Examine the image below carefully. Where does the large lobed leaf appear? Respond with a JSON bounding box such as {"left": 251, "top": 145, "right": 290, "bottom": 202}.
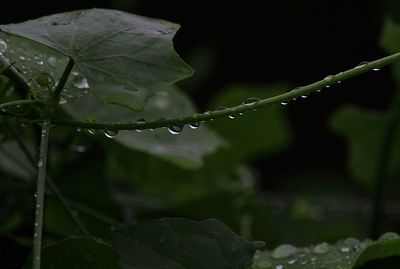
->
{"left": 252, "top": 233, "right": 400, "bottom": 269}
{"left": 34, "top": 218, "right": 258, "bottom": 269}
{"left": 0, "top": 8, "right": 193, "bottom": 110}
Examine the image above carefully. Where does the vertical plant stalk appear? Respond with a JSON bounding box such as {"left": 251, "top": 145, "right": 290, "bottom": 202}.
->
{"left": 6, "top": 122, "right": 90, "bottom": 236}
{"left": 371, "top": 91, "right": 400, "bottom": 238}
{"left": 32, "top": 119, "right": 50, "bottom": 269}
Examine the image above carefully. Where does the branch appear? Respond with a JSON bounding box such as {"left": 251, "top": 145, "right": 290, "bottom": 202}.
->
{"left": 53, "top": 58, "right": 74, "bottom": 99}
{"left": 50, "top": 51, "right": 400, "bottom": 131}
{"left": 32, "top": 120, "right": 50, "bottom": 269}
{"left": 0, "top": 53, "right": 29, "bottom": 91}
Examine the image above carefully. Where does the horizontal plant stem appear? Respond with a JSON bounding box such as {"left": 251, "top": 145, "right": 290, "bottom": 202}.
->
{"left": 6, "top": 122, "right": 90, "bottom": 236}
{"left": 0, "top": 99, "right": 43, "bottom": 110}
{"left": 50, "top": 51, "right": 400, "bottom": 131}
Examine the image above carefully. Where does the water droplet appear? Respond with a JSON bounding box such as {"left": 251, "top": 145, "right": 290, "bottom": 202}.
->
{"left": 37, "top": 160, "right": 43, "bottom": 168}
{"left": 301, "top": 95, "right": 308, "bottom": 99}
{"left": 58, "top": 97, "right": 67, "bottom": 104}
{"left": 0, "top": 39, "right": 7, "bottom": 53}
{"left": 19, "top": 56, "right": 26, "bottom": 61}
{"left": 228, "top": 114, "right": 236, "bottom": 119}
{"left": 243, "top": 97, "right": 261, "bottom": 106}
{"left": 252, "top": 241, "right": 266, "bottom": 249}
{"left": 272, "top": 245, "right": 298, "bottom": 259}
{"left": 136, "top": 119, "right": 147, "bottom": 132}
{"left": 379, "top": 232, "right": 400, "bottom": 241}
{"left": 73, "top": 74, "right": 90, "bottom": 89}
{"left": 373, "top": 67, "right": 380, "bottom": 71}
{"left": 88, "top": 129, "right": 96, "bottom": 135}
{"left": 34, "top": 222, "right": 39, "bottom": 227}
{"left": 76, "top": 128, "right": 82, "bottom": 133}
{"left": 189, "top": 122, "right": 201, "bottom": 129}
{"left": 288, "top": 259, "right": 298, "bottom": 265}
{"left": 280, "top": 102, "right": 288, "bottom": 106}
{"left": 33, "top": 193, "right": 37, "bottom": 198}
{"left": 313, "top": 242, "right": 330, "bottom": 254}
{"left": 168, "top": 125, "right": 183, "bottom": 135}
{"left": 18, "top": 119, "right": 30, "bottom": 128}
{"left": 275, "top": 265, "right": 284, "bottom": 269}
{"left": 356, "top": 61, "right": 369, "bottom": 68}
{"left": 324, "top": 75, "right": 335, "bottom": 82}
{"left": 36, "top": 59, "right": 44, "bottom": 65}
{"left": 104, "top": 129, "right": 118, "bottom": 139}
{"left": 74, "top": 145, "right": 86, "bottom": 153}
{"left": 339, "top": 247, "right": 350, "bottom": 253}
{"left": 47, "top": 56, "right": 57, "bottom": 67}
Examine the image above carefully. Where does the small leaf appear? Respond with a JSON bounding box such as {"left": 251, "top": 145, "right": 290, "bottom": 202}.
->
{"left": 113, "top": 218, "right": 256, "bottom": 269}
{"left": 252, "top": 234, "right": 400, "bottom": 269}
{"left": 329, "top": 105, "right": 400, "bottom": 188}
{"left": 61, "top": 87, "right": 225, "bottom": 168}
{"left": 0, "top": 9, "right": 193, "bottom": 110}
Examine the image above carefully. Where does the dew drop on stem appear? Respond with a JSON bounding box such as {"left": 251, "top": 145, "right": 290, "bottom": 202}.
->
{"left": 168, "top": 125, "right": 183, "bottom": 135}
{"left": 135, "top": 119, "right": 146, "bottom": 132}
{"left": 188, "top": 122, "right": 201, "bottom": 129}
{"left": 104, "top": 129, "right": 118, "bottom": 139}
{"left": 88, "top": 129, "right": 96, "bottom": 135}
{"left": 280, "top": 102, "right": 288, "bottom": 106}
{"left": 243, "top": 97, "right": 261, "bottom": 106}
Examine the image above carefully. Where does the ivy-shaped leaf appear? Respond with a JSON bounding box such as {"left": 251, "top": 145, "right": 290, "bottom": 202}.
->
{"left": 31, "top": 218, "right": 259, "bottom": 269}
{"left": 0, "top": 8, "right": 193, "bottom": 110}
{"left": 113, "top": 218, "right": 258, "bottom": 269}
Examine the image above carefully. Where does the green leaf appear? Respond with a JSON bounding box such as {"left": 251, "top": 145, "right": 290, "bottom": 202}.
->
{"left": 207, "top": 83, "right": 293, "bottom": 165}
{"left": 252, "top": 233, "right": 400, "bottom": 269}
{"left": 380, "top": 17, "right": 400, "bottom": 54}
{"left": 62, "top": 87, "right": 224, "bottom": 168}
{"left": 113, "top": 218, "right": 257, "bottom": 269}
{"left": 26, "top": 237, "right": 120, "bottom": 269}
{"left": 329, "top": 105, "right": 400, "bottom": 188}
{"left": 0, "top": 8, "right": 193, "bottom": 110}
{"left": 0, "top": 140, "right": 35, "bottom": 180}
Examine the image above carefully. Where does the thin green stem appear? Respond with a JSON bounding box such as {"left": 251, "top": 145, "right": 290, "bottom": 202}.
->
{"left": 371, "top": 90, "right": 400, "bottom": 238}
{"left": 6, "top": 122, "right": 90, "bottom": 236}
{"left": 0, "top": 54, "right": 29, "bottom": 92}
{"left": 50, "top": 52, "right": 400, "bottom": 131}
{"left": 0, "top": 99, "right": 43, "bottom": 110}
{"left": 32, "top": 119, "right": 50, "bottom": 269}
{"left": 53, "top": 58, "right": 74, "bottom": 99}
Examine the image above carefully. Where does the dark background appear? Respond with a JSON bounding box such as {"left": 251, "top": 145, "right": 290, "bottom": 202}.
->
{"left": 1, "top": 0, "right": 400, "bottom": 267}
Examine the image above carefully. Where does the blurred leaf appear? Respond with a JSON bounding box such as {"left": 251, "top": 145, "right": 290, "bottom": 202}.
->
{"left": 380, "top": 16, "right": 400, "bottom": 87}
{"left": 252, "top": 233, "right": 400, "bottom": 269}
{"left": 0, "top": 140, "right": 35, "bottom": 181}
{"left": 62, "top": 87, "right": 225, "bottom": 168}
{"left": 26, "top": 237, "right": 120, "bottom": 269}
{"left": 0, "top": 8, "right": 193, "bottom": 110}
{"left": 113, "top": 218, "right": 257, "bottom": 269}
{"left": 329, "top": 105, "right": 400, "bottom": 188}
{"left": 380, "top": 17, "right": 400, "bottom": 54}
{"left": 207, "top": 83, "right": 293, "bottom": 165}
